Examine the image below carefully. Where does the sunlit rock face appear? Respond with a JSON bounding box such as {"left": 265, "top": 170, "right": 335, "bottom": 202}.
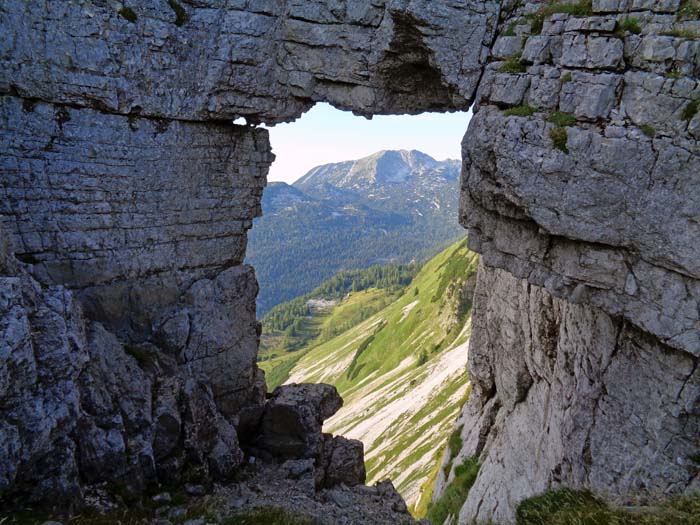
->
{"left": 1, "top": 0, "right": 699, "bottom": 522}
{"left": 432, "top": 0, "right": 700, "bottom": 522}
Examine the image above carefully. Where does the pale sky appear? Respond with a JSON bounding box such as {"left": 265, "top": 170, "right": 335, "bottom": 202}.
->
{"left": 263, "top": 103, "right": 472, "bottom": 184}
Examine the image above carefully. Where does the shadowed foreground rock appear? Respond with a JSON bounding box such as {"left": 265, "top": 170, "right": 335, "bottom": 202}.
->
{"left": 253, "top": 383, "right": 367, "bottom": 488}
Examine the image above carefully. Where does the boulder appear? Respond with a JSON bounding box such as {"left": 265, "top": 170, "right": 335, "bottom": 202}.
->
{"left": 257, "top": 383, "right": 343, "bottom": 460}
{"left": 317, "top": 435, "right": 366, "bottom": 489}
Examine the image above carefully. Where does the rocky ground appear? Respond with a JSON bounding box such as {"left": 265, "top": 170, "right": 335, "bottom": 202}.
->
{"left": 2, "top": 383, "right": 417, "bottom": 525}
{"left": 17, "top": 464, "right": 418, "bottom": 525}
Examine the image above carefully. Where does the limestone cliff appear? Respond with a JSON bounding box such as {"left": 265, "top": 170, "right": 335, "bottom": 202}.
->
{"left": 442, "top": 1, "right": 700, "bottom": 522}
{"left": 0, "top": 0, "right": 698, "bottom": 523}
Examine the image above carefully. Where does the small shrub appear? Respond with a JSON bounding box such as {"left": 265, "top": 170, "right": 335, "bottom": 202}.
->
{"left": 640, "top": 124, "right": 656, "bottom": 137}
{"left": 448, "top": 425, "right": 464, "bottom": 459}
{"left": 168, "top": 0, "right": 189, "bottom": 26}
{"left": 442, "top": 424, "right": 464, "bottom": 477}
{"left": 417, "top": 350, "right": 429, "bottom": 366}
{"left": 683, "top": 100, "right": 699, "bottom": 121}
{"left": 118, "top": 6, "right": 137, "bottom": 23}
{"left": 620, "top": 17, "right": 642, "bottom": 34}
{"left": 504, "top": 104, "right": 537, "bottom": 117}
{"left": 504, "top": 23, "right": 517, "bottom": 36}
{"left": 516, "top": 489, "right": 700, "bottom": 525}
{"left": 666, "top": 68, "right": 683, "bottom": 79}
{"left": 679, "top": 0, "right": 700, "bottom": 20}
{"left": 547, "top": 111, "right": 577, "bottom": 127}
{"left": 516, "top": 489, "right": 605, "bottom": 524}
{"left": 428, "top": 457, "right": 480, "bottom": 525}
{"left": 499, "top": 55, "right": 527, "bottom": 73}
{"left": 561, "top": 71, "right": 572, "bottom": 82}
{"left": 549, "top": 126, "right": 569, "bottom": 153}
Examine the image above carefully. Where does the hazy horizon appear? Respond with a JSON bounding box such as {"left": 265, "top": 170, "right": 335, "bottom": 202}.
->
{"left": 264, "top": 103, "right": 472, "bottom": 184}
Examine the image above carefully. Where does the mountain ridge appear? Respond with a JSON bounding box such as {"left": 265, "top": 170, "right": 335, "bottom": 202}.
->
{"left": 247, "top": 149, "right": 464, "bottom": 315}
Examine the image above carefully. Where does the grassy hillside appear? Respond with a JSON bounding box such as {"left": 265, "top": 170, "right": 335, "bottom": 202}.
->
{"left": 260, "top": 288, "right": 401, "bottom": 389}
{"left": 258, "top": 263, "right": 422, "bottom": 389}
{"left": 262, "top": 239, "right": 479, "bottom": 513}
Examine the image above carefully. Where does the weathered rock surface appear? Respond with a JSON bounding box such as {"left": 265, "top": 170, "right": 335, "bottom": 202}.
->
{"left": 0, "top": 0, "right": 496, "bottom": 515}
{"left": 442, "top": 263, "right": 700, "bottom": 524}
{"left": 253, "top": 383, "right": 366, "bottom": 489}
{"left": 182, "top": 462, "right": 413, "bottom": 525}
{"left": 0, "top": 0, "right": 499, "bottom": 123}
{"left": 0, "top": 265, "right": 265, "bottom": 509}
{"left": 257, "top": 383, "right": 344, "bottom": 459}
{"left": 1, "top": 0, "right": 699, "bottom": 523}
{"left": 437, "top": 0, "right": 700, "bottom": 522}
{"left": 1, "top": 83, "right": 272, "bottom": 509}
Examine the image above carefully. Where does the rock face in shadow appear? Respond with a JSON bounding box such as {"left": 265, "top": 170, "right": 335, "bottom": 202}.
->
{"left": 0, "top": 0, "right": 499, "bottom": 123}
{"left": 257, "top": 383, "right": 344, "bottom": 460}
{"left": 254, "top": 383, "right": 366, "bottom": 489}
{"left": 0, "top": 92, "right": 271, "bottom": 510}
{"left": 1, "top": 0, "right": 699, "bottom": 523}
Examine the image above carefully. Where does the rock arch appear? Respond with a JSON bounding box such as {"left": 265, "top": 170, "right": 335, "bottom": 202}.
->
{"left": 1, "top": 0, "right": 699, "bottom": 522}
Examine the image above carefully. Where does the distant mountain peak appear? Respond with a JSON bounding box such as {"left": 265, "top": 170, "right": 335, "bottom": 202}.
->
{"left": 293, "top": 149, "right": 457, "bottom": 193}
{"left": 250, "top": 149, "right": 464, "bottom": 315}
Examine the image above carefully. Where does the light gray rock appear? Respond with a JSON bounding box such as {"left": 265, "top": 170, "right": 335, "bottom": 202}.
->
{"left": 461, "top": 105, "right": 700, "bottom": 355}
{"left": 559, "top": 71, "right": 622, "bottom": 119}
{"left": 560, "top": 34, "right": 624, "bottom": 70}
{"left": 451, "top": 263, "right": 700, "bottom": 524}
{"left": 0, "top": 0, "right": 500, "bottom": 123}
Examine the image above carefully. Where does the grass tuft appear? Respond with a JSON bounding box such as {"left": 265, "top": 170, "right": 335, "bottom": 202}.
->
{"left": 549, "top": 126, "right": 569, "bottom": 153}
{"left": 683, "top": 100, "right": 699, "bottom": 121}
{"left": 499, "top": 55, "right": 527, "bottom": 73}
{"left": 428, "top": 457, "right": 480, "bottom": 525}
{"left": 504, "top": 105, "right": 537, "bottom": 117}
{"left": 547, "top": 111, "right": 577, "bottom": 127}
{"left": 516, "top": 489, "right": 700, "bottom": 525}
{"left": 528, "top": 0, "right": 593, "bottom": 34}
{"left": 561, "top": 72, "right": 572, "bottom": 83}
{"left": 679, "top": 0, "right": 700, "bottom": 20}
{"left": 167, "top": 0, "right": 189, "bottom": 26}
{"left": 118, "top": 6, "right": 137, "bottom": 23}
{"left": 620, "top": 17, "right": 642, "bottom": 34}
{"left": 662, "top": 28, "right": 699, "bottom": 38}
{"left": 640, "top": 124, "right": 655, "bottom": 137}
